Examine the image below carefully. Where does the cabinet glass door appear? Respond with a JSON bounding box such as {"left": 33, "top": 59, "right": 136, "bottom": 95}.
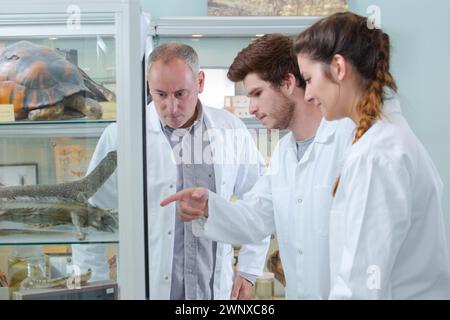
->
{"left": 0, "top": 9, "right": 121, "bottom": 300}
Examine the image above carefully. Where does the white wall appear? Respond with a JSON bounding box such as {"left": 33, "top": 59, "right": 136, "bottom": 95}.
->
{"left": 349, "top": 0, "right": 450, "bottom": 248}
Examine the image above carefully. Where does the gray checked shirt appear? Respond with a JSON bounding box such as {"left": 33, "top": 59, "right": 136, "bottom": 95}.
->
{"left": 162, "top": 101, "right": 257, "bottom": 300}
{"left": 162, "top": 102, "right": 218, "bottom": 300}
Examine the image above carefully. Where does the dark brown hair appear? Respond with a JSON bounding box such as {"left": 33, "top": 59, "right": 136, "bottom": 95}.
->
{"left": 228, "top": 33, "right": 305, "bottom": 88}
{"left": 293, "top": 12, "right": 397, "bottom": 196}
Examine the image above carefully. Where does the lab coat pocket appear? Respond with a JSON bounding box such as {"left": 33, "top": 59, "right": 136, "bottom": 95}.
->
{"left": 312, "top": 185, "right": 333, "bottom": 237}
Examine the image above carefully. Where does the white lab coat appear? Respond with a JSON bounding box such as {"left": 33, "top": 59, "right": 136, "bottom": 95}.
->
{"left": 147, "top": 103, "right": 269, "bottom": 299}
{"left": 71, "top": 123, "right": 118, "bottom": 282}
{"left": 193, "top": 118, "right": 355, "bottom": 299}
{"left": 329, "top": 95, "right": 450, "bottom": 299}
{"left": 74, "top": 102, "right": 270, "bottom": 299}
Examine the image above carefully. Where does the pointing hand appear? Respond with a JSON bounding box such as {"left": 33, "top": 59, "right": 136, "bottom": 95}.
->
{"left": 160, "top": 187, "right": 209, "bottom": 222}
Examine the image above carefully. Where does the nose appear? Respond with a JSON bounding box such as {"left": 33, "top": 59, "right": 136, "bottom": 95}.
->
{"left": 167, "top": 95, "right": 179, "bottom": 114}
{"left": 304, "top": 87, "right": 314, "bottom": 103}
{"left": 249, "top": 99, "right": 258, "bottom": 115}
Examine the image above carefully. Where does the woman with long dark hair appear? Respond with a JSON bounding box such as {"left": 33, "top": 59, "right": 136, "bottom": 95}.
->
{"left": 294, "top": 12, "right": 450, "bottom": 299}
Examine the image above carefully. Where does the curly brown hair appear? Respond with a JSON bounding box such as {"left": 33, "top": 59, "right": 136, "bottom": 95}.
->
{"left": 228, "top": 33, "right": 305, "bottom": 89}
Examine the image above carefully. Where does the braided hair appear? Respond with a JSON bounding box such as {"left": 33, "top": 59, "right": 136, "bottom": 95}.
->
{"left": 293, "top": 12, "right": 397, "bottom": 196}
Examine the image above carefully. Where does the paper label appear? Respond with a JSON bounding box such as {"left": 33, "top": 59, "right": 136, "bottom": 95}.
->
{"left": 0, "top": 104, "right": 15, "bottom": 122}
{"left": 100, "top": 101, "right": 116, "bottom": 120}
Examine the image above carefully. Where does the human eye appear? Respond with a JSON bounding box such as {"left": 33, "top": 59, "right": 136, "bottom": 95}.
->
{"left": 175, "top": 90, "right": 188, "bottom": 99}
{"left": 249, "top": 90, "right": 261, "bottom": 98}
{"left": 153, "top": 92, "right": 166, "bottom": 98}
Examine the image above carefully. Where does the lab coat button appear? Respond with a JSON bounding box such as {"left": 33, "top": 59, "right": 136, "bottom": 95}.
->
{"left": 297, "top": 198, "right": 303, "bottom": 204}
{"left": 298, "top": 249, "right": 303, "bottom": 255}
{"left": 164, "top": 276, "right": 169, "bottom": 280}
{"left": 169, "top": 185, "right": 174, "bottom": 189}
{"left": 168, "top": 231, "right": 172, "bottom": 235}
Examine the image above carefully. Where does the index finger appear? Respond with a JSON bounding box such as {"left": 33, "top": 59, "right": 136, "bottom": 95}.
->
{"left": 160, "top": 189, "right": 193, "bottom": 207}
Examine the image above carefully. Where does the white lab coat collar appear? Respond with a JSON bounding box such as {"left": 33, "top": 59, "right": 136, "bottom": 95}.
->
{"left": 146, "top": 101, "right": 238, "bottom": 197}
{"left": 382, "top": 93, "right": 402, "bottom": 116}
{"left": 286, "top": 118, "right": 338, "bottom": 166}
{"left": 316, "top": 120, "right": 338, "bottom": 145}
{"left": 147, "top": 102, "right": 162, "bottom": 132}
{"left": 287, "top": 118, "right": 338, "bottom": 145}
{"left": 146, "top": 101, "right": 223, "bottom": 133}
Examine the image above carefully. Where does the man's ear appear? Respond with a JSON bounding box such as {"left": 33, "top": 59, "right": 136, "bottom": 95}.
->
{"left": 282, "top": 73, "right": 297, "bottom": 95}
{"left": 198, "top": 70, "right": 205, "bottom": 94}
{"left": 331, "top": 54, "right": 347, "bottom": 82}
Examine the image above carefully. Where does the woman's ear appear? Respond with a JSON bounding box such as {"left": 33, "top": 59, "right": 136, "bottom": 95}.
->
{"left": 331, "top": 54, "right": 347, "bottom": 82}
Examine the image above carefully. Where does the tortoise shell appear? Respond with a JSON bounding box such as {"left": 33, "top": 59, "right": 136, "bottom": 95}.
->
{"left": 0, "top": 41, "right": 90, "bottom": 119}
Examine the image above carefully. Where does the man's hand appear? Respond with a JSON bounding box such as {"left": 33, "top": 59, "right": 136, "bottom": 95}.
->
{"left": 160, "top": 187, "right": 209, "bottom": 222}
{"left": 231, "top": 275, "right": 254, "bottom": 300}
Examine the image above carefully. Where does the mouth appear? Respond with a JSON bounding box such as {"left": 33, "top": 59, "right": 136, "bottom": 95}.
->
{"left": 257, "top": 115, "right": 267, "bottom": 122}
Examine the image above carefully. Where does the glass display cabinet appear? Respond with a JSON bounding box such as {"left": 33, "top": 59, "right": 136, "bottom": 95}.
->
{"left": 150, "top": 16, "right": 320, "bottom": 299}
{"left": 0, "top": 0, "right": 146, "bottom": 299}
{"left": 0, "top": 3, "right": 327, "bottom": 300}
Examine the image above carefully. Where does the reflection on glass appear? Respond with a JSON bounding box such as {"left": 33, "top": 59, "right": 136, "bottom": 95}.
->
{"left": 199, "top": 68, "right": 235, "bottom": 109}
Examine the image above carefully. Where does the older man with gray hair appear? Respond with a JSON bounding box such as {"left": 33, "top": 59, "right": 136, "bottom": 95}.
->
{"left": 73, "top": 43, "right": 269, "bottom": 300}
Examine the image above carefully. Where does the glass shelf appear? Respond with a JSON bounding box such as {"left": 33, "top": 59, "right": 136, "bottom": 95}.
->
{"left": 0, "top": 120, "right": 113, "bottom": 138}
{"left": 0, "top": 240, "right": 119, "bottom": 246}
